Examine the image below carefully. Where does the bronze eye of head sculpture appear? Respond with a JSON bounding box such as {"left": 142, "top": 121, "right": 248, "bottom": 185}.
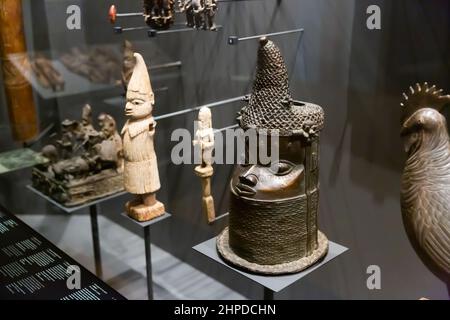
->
{"left": 232, "top": 139, "right": 305, "bottom": 200}
{"left": 399, "top": 82, "right": 450, "bottom": 289}
{"left": 216, "top": 38, "right": 329, "bottom": 275}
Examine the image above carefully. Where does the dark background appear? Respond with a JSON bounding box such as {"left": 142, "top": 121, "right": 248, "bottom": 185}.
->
{"left": 1, "top": 0, "right": 450, "bottom": 299}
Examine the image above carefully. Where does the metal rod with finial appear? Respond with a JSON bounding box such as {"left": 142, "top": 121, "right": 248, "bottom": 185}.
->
{"left": 109, "top": 5, "right": 143, "bottom": 24}
{"left": 228, "top": 28, "right": 304, "bottom": 45}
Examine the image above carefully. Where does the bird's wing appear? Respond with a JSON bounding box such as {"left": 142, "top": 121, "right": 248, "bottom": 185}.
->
{"left": 418, "top": 186, "right": 450, "bottom": 276}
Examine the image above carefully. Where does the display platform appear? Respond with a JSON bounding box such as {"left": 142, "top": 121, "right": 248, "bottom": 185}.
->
{"left": 26, "top": 185, "right": 128, "bottom": 278}
{"left": 26, "top": 185, "right": 127, "bottom": 214}
{"left": 8, "top": 53, "right": 117, "bottom": 100}
{"left": 0, "top": 204, "right": 125, "bottom": 300}
{"left": 194, "top": 237, "right": 348, "bottom": 293}
{"left": 120, "top": 212, "right": 171, "bottom": 300}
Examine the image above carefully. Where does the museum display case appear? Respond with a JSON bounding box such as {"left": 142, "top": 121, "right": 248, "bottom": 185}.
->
{"left": 0, "top": 0, "right": 449, "bottom": 302}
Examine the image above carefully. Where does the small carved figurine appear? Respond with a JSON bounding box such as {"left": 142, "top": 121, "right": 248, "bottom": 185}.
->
{"left": 143, "top": 0, "right": 175, "bottom": 30}
{"left": 191, "top": 0, "right": 205, "bottom": 29}
{"left": 32, "top": 105, "right": 124, "bottom": 206}
{"left": 217, "top": 38, "right": 328, "bottom": 275}
{"left": 203, "top": 0, "right": 217, "bottom": 31}
{"left": 179, "top": 0, "right": 217, "bottom": 30}
{"left": 193, "top": 107, "right": 215, "bottom": 224}
{"left": 122, "top": 52, "right": 165, "bottom": 222}
{"left": 400, "top": 83, "right": 450, "bottom": 288}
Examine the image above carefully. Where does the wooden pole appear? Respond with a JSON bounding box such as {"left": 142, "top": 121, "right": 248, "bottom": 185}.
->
{"left": 0, "top": 0, "right": 38, "bottom": 142}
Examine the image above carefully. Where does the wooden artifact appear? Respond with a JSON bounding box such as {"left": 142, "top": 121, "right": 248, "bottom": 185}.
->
{"left": 217, "top": 38, "right": 329, "bottom": 275}
{"left": 32, "top": 105, "right": 124, "bottom": 206}
{"left": 193, "top": 107, "right": 215, "bottom": 224}
{"left": 400, "top": 83, "right": 450, "bottom": 291}
{"left": 0, "top": 0, "right": 38, "bottom": 142}
{"left": 122, "top": 53, "right": 165, "bottom": 222}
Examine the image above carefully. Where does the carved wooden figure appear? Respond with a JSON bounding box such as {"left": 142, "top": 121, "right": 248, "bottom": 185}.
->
{"left": 122, "top": 53, "right": 165, "bottom": 222}
{"left": 193, "top": 107, "right": 215, "bottom": 224}
{"left": 400, "top": 83, "right": 450, "bottom": 290}
{"left": 203, "top": 0, "right": 217, "bottom": 31}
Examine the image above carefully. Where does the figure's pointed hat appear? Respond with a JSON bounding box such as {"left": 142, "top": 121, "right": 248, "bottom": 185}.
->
{"left": 127, "top": 53, "right": 154, "bottom": 103}
{"left": 238, "top": 38, "right": 324, "bottom": 138}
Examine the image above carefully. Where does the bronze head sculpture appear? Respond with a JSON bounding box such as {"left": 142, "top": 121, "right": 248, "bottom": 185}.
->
{"left": 400, "top": 83, "right": 450, "bottom": 288}
{"left": 217, "top": 38, "right": 329, "bottom": 275}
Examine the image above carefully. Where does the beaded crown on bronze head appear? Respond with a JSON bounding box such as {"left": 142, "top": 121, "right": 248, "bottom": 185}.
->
{"left": 238, "top": 37, "right": 324, "bottom": 138}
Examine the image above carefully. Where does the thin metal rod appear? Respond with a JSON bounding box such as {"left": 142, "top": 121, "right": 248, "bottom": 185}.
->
{"left": 155, "top": 96, "right": 244, "bottom": 121}
{"left": 89, "top": 204, "right": 103, "bottom": 279}
{"left": 116, "top": 13, "right": 142, "bottom": 17}
{"left": 263, "top": 287, "right": 274, "bottom": 300}
{"left": 154, "top": 86, "right": 169, "bottom": 93}
{"left": 212, "top": 212, "right": 229, "bottom": 223}
{"left": 114, "top": 26, "right": 148, "bottom": 33}
{"left": 229, "top": 28, "right": 304, "bottom": 45}
{"left": 144, "top": 227, "right": 154, "bottom": 300}
{"left": 149, "top": 61, "right": 182, "bottom": 71}
{"left": 214, "top": 124, "right": 239, "bottom": 133}
{"left": 149, "top": 25, "right": 222, "bottom": 37}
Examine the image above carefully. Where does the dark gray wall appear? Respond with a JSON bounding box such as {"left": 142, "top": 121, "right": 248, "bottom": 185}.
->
{"left": 1, "top": 0, "right": 449, "bottom": 299}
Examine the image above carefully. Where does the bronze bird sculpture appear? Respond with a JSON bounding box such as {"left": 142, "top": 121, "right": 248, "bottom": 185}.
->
{"left": 400, "top": 82, "right": 450, "bottom": 293}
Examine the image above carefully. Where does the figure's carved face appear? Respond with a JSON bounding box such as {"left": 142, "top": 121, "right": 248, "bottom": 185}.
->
{"left": 231, "top": 137, "right": 305, "bottom": 201}
{"left": 198, "top": 109, "right": 211, "bottom": 130}
{"left": 125, "top": 94, "right": 153, "bottom": 120}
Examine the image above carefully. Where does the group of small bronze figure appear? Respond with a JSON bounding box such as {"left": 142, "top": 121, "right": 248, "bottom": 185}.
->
{"left": 32, "top": 105, "right": 123, "bottom": 206}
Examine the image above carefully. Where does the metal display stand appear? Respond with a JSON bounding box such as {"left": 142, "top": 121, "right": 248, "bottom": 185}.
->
{"left": 120, "top": 212, "right": 171, "bottom": 300}
{"left": 193, "top": 237, "right": 348, "bottom": 300}
{"left": 26, "top": 185, "right": 127, "bottom": 278}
